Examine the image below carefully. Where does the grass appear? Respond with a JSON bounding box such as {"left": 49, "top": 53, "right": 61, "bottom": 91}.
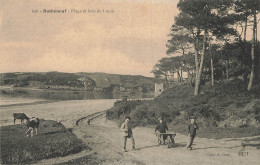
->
{"left": 0, "top": 120, "right": 85, "bottom": 164}
{"left": 106, "top": 79, "right": 260, "bottom": 139}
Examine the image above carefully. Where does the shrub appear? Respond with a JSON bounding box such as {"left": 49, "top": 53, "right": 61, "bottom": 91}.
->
{"left": 106, "top": 80, "right": 260, "bottom": 130}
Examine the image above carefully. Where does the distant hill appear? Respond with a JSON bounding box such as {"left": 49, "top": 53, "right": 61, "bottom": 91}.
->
{"left": 0, "top": 72, "right": 155, "bottom": 92}
{"left": 77, "top": 72, "right": 154, "bottom": 88}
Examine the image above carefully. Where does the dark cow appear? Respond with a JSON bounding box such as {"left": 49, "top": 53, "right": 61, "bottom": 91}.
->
{"left": 25, "top": 117, "right": 40, "bottom": 137}
{"left": 13, "top": 113, "right": 29, "bottom": 124}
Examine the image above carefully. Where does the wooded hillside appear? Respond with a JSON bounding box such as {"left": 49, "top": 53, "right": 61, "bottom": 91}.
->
{"left": 0, "top": 72, "right": 155, "bottom": 92}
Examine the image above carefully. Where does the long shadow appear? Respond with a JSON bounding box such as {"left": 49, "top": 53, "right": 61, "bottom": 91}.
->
{"left": 247, "top": 143, "right": 260, "bottom": 149}
{"left": 135, "top": 142, "right": 187, "bottom": 151}
{"left": 224, "top": 139, "right": 242, "bottom": 141}
{"left": 224, "top": 137, "right": 260, "bottom": 142}
{"left": 135, "top": 145, "right": 160, "bottom": 151}
{"left": 224, "top": 137, "right": 260, "bottom": 149}
{"left": 173, "top": 142, "right": 186, "bottom": 148}
{"left": 249, "top": 137, "right": 260, "bottom": 141}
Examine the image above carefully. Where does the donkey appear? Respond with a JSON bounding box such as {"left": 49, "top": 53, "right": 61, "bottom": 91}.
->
{"left": 13, "top": 113, "right": 29, "bottom": 124}
{"left": 25, "top": 117, "right": 40, "bottom": 137}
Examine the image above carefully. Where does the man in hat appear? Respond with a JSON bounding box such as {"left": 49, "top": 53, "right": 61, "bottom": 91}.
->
{"left": 186, "top": 116, "right": 199, "bottom": 150}
{"left": 120, "top": 116, "right": 135, "bottom": 152}
{"left": 155, "top": 118, "right": 168, "bottom": 145}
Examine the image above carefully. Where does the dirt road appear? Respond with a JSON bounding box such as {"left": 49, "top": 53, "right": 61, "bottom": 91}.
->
{"left": 37, "top": 112, "right": 260, "bottom": 165}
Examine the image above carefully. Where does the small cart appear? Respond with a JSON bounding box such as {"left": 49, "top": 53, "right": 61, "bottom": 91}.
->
{"left": 155, "top": 132, "right": 176, "bottom": 148}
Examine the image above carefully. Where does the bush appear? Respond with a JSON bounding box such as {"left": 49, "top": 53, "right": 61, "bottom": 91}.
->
{"left": 106, "top": 100, "right": 144, "bottom": 120}
{"left": 106, "top": 80, "right": 260, "bottom": 131}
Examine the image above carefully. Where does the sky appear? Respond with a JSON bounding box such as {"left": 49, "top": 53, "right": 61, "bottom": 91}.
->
{"left": 0, "top": 0, "right": 179, "bottom": 77}
{"left": 0, "top": 0, "right": 259, "bottom": 77}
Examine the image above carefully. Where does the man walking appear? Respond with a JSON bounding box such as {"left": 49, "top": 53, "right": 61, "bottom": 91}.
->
{"left": 121, "top": 116, "right": 135, "bottom": 152}
{"left": 186, "top": 116, "right": 199, "bottom": 150}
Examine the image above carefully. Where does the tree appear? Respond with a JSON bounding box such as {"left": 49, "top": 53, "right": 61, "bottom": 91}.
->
{"left": 182, "top": 53, "right": 195, "bottom": 86}
{"left": 208, "top": 40, "right": 219, "bottom": 86}
{"left": 166, "top": 25, "right": 194, "bottom": 84}
{"left": 166, "top": 25, "right": 193, "bottom": 57}
{"left": 169, "top": 56, "right": 183, "bottom": 83}
{"left": 237, "top": 0, "right": 260, "bottom": 90}
{"left": 233, "top": 0, "right": 260, "bottom": 86}
{"left": 175, "top": 0, "right": 235, "bottom": 95}
{"left": 151, "top": 58, "right": 172, "bottom": 88}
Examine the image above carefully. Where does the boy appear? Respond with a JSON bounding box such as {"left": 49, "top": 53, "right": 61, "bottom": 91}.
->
{"left": 120, "top": 116, "right": 135, "bottom": 152}
{"left": 155, "top": 118, "right": 168, "bottom": 145}
{"left": 186, "top": 116, "right": 199, "bottom": 150}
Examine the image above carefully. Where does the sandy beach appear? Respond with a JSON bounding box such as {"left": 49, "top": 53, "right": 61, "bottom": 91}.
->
{"left": 0, "top": 99, "right": 117, "bottom": 127}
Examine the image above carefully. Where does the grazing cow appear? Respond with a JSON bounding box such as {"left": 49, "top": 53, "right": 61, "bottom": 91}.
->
{"left": 25, "top": 117, "right": 40, "bottom": 137}
{"left": 13, "top": 113, "right": 29, "bottom": 124}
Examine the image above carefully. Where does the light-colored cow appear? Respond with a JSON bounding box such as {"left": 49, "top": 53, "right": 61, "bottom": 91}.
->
{"left": 25, "top": 117, "right": 40, "bottom": 137}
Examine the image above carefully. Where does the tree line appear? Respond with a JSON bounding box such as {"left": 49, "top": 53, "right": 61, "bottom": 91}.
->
{"left": 152, "top": 0, "right": 260, "bottom": 95}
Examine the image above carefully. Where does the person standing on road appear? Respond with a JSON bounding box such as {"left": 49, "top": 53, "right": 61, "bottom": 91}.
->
{"left": 186, "top": 116, "right": 199, "bottom": 150}
{"left": 155, "top": 118, "right": 168, "bottom": 145}
{"left": 120, "top": 116, "right": 135, "bottom": 152}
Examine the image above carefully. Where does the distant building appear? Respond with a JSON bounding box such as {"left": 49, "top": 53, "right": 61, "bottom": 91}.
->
{"left": 155, "top": 83, "right": 164, "bottom": 96}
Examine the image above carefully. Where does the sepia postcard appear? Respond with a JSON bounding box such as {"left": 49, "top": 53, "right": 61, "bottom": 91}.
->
{"left": 0, "top": 0, "right": 259, "bottom": 164}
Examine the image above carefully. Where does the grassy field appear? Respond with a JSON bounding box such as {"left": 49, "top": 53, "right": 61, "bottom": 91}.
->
{"left": 0, "top": 120, "right": 85, "bottom": 164}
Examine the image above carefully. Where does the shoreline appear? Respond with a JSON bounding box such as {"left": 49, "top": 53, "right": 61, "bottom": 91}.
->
{"left": 0, "top": 86, "right": 155, "bottom": 102}
{"left": 0, "top": 85, "right": 155, "bottom": 95}
{"left": 0, "top": 100, "right": 60, "bottom": 108}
